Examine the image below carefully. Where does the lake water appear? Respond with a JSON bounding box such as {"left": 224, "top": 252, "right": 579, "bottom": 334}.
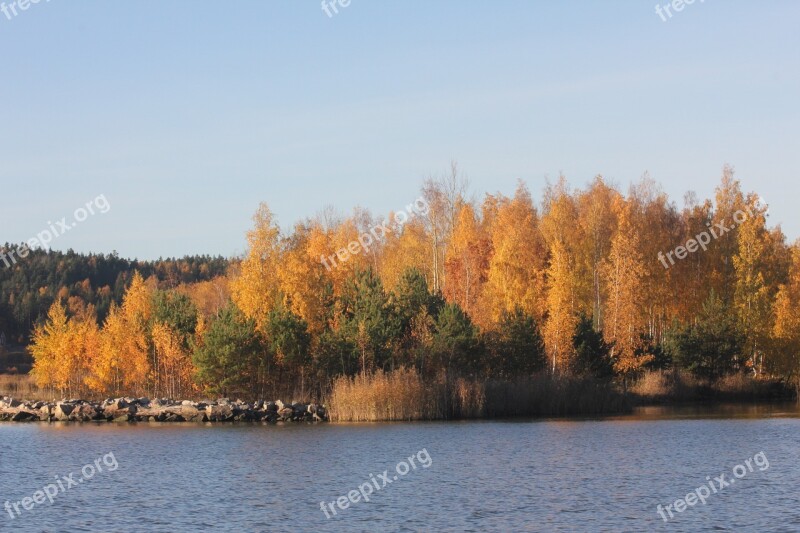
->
{"left": 1, "top": 403, "right": 799, "bottom": 532}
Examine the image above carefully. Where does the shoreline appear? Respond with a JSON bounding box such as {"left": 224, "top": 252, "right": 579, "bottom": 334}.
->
{"left": 0, "top": 397, "right": 328, "bottom": 423}
{"left": 1, "top": 394, "right": 796, "bottom": 424}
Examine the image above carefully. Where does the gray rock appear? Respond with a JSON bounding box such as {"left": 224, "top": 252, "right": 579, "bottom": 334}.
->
{"left": 53, "top": 403, "right": 75, "bottom": 421}
{"left": 206, "top": 404, "right": 234, "bottom": 422}
{"left": 68, "top": 404, "right": 100, "bottom": 422}
{"left": 0, "top": 396, "right": 328, "bottom": 424}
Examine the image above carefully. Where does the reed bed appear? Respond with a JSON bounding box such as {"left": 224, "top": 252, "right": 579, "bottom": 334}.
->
{"left": 630, "top": 370, "right": 794, "bottom": 403}
{"left": 327, "top": 369, "right": 630, "bottom": 422}
{"left": 484, "top": 374, "right": 630, "bottom": 417}
{"left": 0, "top": 374, "right": 51, "bottom": 400}
{"left": 328, "top": 368, "right": 443, "bottom": 422}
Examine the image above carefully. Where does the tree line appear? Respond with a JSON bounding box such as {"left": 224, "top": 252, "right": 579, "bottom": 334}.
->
{"left": 0, "top": 249, "right": 228, "bottom": 343}
{"left": 26, "top": 164, "right": 800, "bottom": 398}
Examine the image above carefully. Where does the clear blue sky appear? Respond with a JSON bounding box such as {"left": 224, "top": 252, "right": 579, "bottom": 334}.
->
{"left": 1, "top": 0, "right": 798, "bottom": 260}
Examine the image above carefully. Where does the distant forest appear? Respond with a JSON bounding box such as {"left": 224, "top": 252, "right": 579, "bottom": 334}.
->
{"left": 0, "top": 249, "right": 228, "bottom": 343}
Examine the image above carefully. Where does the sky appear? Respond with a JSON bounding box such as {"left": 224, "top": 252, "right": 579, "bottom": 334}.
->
{"left": 1, "top": 0, "right": 798, "bottom": 260}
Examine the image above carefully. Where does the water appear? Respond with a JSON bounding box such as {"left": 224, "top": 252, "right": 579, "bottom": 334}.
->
{"left": 1, "top": 403, "right": 799, "bottom": 532}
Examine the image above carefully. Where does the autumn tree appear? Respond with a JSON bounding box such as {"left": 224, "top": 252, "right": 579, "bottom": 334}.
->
{"left": 278, "top": 222, "right": 332, "bottom": 336}
{"left": 772, "top": 243, "right": 800, "bottom": 383}
{"left": 152, "top": 322, "right": 195, "bottom": 399}
{"left": 86, "top": 272, "right": 152, "bottom": 396}
{"left": 576, "top": 177, "right": 620, "bottom": 329}
{"left": 421, "top": 161, "right": 468, "bottom": 293}
{"left": 30, "top": 302, "right": 79, "bottom": 396}
{"left": 709, "top": 166, "right": 746, "bottom": 304}
{"left": 379, "top": 218, "right": 432, "bottom": 292}
{"left": 541, "top": 179, "right": 584, "bottom": 372}
{"left": 444, "top": 204, "right": 489, "bottom": 326}
{"left": 603, "top": 199, "right": 651, "bottom": 378}
{"left": 178, "top": 276, "right": 230, "bottom": 319}
{"left": 231, "top": 203, "right": 282, "bottom": 331}
{"left": 673, "top": 195, "right": 715, "bottom": 321}
{"left": 628, "top": 176, "right": 682, "bottom": 342}
{"left": 484, "top": 182, "right": 548, "bottom": 324}
{"left": 733, "top": 194, "right": 773, "bottom": 374}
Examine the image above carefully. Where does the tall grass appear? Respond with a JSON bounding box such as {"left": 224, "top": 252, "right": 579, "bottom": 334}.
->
{"left": 630, "top": 370, "right": 701, "bottom": 402}
{"left": 0, "top": 374, "right": 51, "bottom": 400}
{"left": 484, "top": 375, "right": 630, "bottom": 417}
{"left": 630, "top": 370, "right": 794, "bottom": 403}
{"left": 327, "top": 368, "right": 629, "bottom": 422}
{"left": 328, "top": 368, "right": 443, "bottom": 421}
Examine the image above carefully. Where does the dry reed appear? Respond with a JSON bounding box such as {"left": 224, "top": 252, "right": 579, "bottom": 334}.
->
{"left": 327, "top": 369, "right": 629, "bottom": 421}
{"left": 0, "top": 374, "right": 51, "bottom": 401}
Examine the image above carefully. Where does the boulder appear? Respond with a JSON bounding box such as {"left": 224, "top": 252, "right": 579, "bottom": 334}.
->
{"left": 53, "top": 403, "right": 75, "bottom": 421}
{"left": 38, "top": 404, "right": 52, "bottom": 421}
{"left": 103, "top": 404, "right": 137, "bottom": 421}
{"left": 68, "top": 404, "right": 101, "bottom": 422}
{"left": 161, "top": 412, "right": 185, "bottom": 422}
{"left": 206, "top": 404, "right": 234, "bottom": 422}
{"left": 179, "top": 406, "right": 207, "bottom": 422}
{"left": 110, "top": 398, "right": 130, "bottom": 410}
{"left": 11, "top": 409, "right": 39, "bottom": 422}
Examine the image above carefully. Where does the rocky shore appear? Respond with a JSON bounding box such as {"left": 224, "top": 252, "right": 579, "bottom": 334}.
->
{"left": 0, "top": 397, "right": 328, "bottom": 423}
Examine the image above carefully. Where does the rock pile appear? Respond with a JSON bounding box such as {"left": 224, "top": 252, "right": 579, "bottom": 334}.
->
{"left": 0, "top": 397, "right": 327, "bottom": 423}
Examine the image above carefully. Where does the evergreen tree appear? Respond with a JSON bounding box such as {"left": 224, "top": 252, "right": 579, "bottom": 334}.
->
{"left": 193, "top": 303, "right": 267, "bottom": 396}
{"left": 672, "top": 292, "right": 744, "bottom": 380}
{"left": 572, "top": 315, "right": 615, "bottom": 379}
{"left": 484, "top": 307, "right": 546, "bottom": 378}
{"left": 340, "top": 269, "right": 401, "bottom": 372}
{"left": 432, "top": 302, "right": 481, "bottom": 376}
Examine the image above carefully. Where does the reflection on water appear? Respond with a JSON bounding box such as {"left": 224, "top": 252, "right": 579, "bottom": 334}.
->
{"left": 629, "top": 401, "right": 800, "bottom": 420}
{"left": 0, "top": 404, "right": 798, "bottom": 532}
